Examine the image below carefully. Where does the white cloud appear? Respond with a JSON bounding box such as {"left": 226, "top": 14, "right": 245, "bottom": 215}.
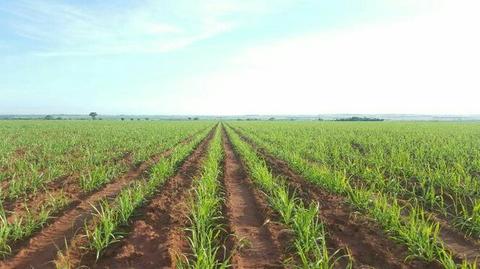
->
{"left": 177, "top": 0, "right": 480, "bottom": 115}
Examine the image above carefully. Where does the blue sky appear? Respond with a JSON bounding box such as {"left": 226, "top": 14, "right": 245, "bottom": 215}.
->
{"left": 1, "top": 0, "right": 478, "bottom": 115}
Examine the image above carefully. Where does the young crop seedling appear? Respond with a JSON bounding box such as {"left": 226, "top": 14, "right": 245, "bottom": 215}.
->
{"left": 179, "top": 126, "right": 230, "bottom": 268}
{"left": 225, "top": 125, "right": 342, "bottom": 268}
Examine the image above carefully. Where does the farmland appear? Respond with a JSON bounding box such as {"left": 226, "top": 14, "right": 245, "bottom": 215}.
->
{"left": 1, "top": 120, "right": 480, "bottom": 268}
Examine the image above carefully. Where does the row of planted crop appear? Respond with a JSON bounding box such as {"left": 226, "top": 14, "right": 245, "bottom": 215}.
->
{"left": 0, "top": 192, "right": 69, "bottom": 257}
{"left": 231, "top": 122, "right": 480, "bottom": 238}
{"left": 225, "top": 125, "right": 341, "bottom": 268}
{"left": 178, "top": 125, "right": 229, "bottom": 268}
{"left": 229, "top": 123, "right": 476, "bottom": 268}
{"left": 61, "top": 126, "right": 213, "bottom": 265}
{"left": 78, "top": 124, "right": 209, "bottom": 193}
{"left": 0, "top": 124, "right": 213, "bottom": 259}
{"left": 70, "top": 122, "right": 343, "bottom": 268}
{"left": 245, "top": 121, "right": 480, "bottom": 240}
{"left": 0, "top": 121, "right": 212, "bottom": 201}
{"left": 0, "top": 123, "right": 207, "bottom": 216}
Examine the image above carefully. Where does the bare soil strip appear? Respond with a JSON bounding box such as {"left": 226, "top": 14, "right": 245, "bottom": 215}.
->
{"left": 0, "top": 130, "right": 209, "bottom": 269}
{"left": 81, "top": 128, "right": 215, "bottom": 269}
{"left": 231, "top": 127, "right": 441, "bottom": 269}
{"left": 222, "top": 129, "right": 285, "bottom": 269}
{"left": 431, "top": 213, "right": 480, "bottom": 262}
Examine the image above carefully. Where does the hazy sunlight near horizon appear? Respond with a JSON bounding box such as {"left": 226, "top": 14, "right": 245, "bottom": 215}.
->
{"left": 1, "top": 0, "right": 479, "bottom": 115}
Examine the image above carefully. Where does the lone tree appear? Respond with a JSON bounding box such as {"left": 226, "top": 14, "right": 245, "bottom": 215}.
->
{"left": 89, "top": 112, "right": 98, "bottom": 120}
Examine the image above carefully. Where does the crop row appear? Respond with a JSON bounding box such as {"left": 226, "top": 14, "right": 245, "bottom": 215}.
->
{"left": 231, "top": 122, "right": 480, "bottom": 237}
{"left": 225, "top": 125, "right": 345, "bottom": 268}
{"left": 178, "top": 125, "right": 228, "bottom": 268}
{"left": 0, "top": 121, "right": 212, "bottom": 201}
{"left": 0, "top": 122, "right": 213, "bottom": 259}
{"left": 230, "top": 122, "right": 478, "bottom": 268}
{"left": 55, "top": 125, "right": 213, "bottom": 267}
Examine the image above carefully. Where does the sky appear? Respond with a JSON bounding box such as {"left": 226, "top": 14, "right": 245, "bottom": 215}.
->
{"left": 0, "top": 0, "right": 479, "bottom": 115}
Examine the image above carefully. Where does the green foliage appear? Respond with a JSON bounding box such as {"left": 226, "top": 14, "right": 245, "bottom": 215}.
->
{"left": 228, "top": 121, "right": 480, "bottom": 267}
{"left": 84, "top": 125, "right": 213, "bottom": 259}
{"left": 0, "top": 121, "right": 213, "bottom": 258}
{"left": 181, "top": 126, "right": 230, "bottom": 268}
{"left": 0, "top": 121, "right": 213, "bottom": 200}
{"left": 225, "top": 125, "right": 339, "bottom": 268}
{"left": 0, "top": 191, "right": 69, "bottom": 257}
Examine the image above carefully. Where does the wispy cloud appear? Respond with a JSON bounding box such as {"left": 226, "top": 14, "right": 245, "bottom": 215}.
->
{"left": 0, "top": 0, "right": 277, "bottom": 56}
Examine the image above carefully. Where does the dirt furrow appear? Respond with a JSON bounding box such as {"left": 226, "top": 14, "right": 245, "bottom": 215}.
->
{"left": 0, "top": 131, "right": 206, "bottom": 269}
{"left": 231, "top": 127, "right": 440, "bottom": 269}
{"left": 82, "top": 128, "right": 214, "bottom": 269}
{"left": 222, "top": 129, "right": 285, "bottom": 269}
{"left": 422, "top": 211, "right": 480, "bottom": 263}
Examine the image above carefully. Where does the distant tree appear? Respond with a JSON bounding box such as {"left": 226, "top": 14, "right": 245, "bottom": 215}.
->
{"left": 56, "top": 117, "right": 62, "bottom": 120}
{"left": 188, "top": 117, "right": 192, "bottom": 120}
{"left": 121, "top": 117, "right": 125, "bottom": 121}
{"left": 44, "top": 115, "right": 53, "bottom": 120}
{"left": 318, "top": 118, "right": 324, "bottom": 121}
{"left": 268, "top": 117, "right": 275, "bottom": 121}
{"left": 193, "top": 117, "right": 199, "bottom": 120}
{"left": 145, "top": 118, "right": 149, "bottom": 121}
{"left": 130, "top": 118, "right": 134, "bottom": 121}
{"left": 89, "top": 112, "right": 98, "bottom": 120}
{"left": 336, "top": 117, "right": 384, "bottom": 122}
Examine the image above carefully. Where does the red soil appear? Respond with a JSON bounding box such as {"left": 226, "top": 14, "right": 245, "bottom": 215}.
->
{"left": 81, "top": 129, "right": 214, "bottom": 269}
{"left": 0, "top": 131, "right": 204, "bottom": 269}
{"left": 433, "top": 215, "right": 480, "bottom": 263}
{"left": 222, "top": 129, "right": 285, "bottom": 268}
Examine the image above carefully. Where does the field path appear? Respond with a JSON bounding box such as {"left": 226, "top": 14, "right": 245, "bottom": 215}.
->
{"left": 82, "top": 127, "right": 215, "bottom": 269}
{"left": 231, "top": 126, "right": 441, "bottom": 269}
{"left": 222, "top": 129, "right": 284, "bottom": 269}
{"left": 0, "top": 131, "right": 206, "bottom": 269}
